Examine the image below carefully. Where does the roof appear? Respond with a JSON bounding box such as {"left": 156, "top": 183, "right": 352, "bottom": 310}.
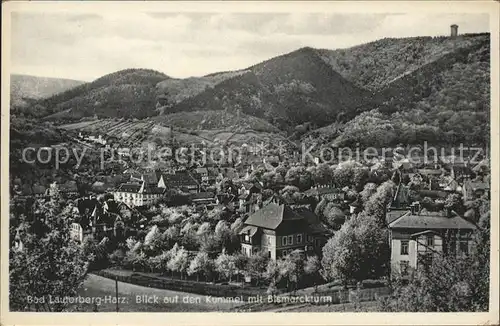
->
{"left": 418, "top": 189, "right": 449, "bottom": 199}
{"left": 417, "top": 169, "right": 443, "bottom": 176}
{"left": 195, "top": 167, "right": 208, "bottom": 174}
{"left": 143, "top": 186, "right": 165, "bottom": 194}
{"left": 60, "top": 181, "right": 78, "bottom": 193}
{"left": 117, "top": 183, "right": 142, "bottom": 193}
{"left": 388, "top": 211, "right": 476, "bottom": 230}
{"left": 245, "top": 203, "right": 303, "bottom": 230}
{"left": 386, "top": 209, "right": 408, "bottom": 224}
{"left": 465, "top": 181, "right": 489, "bottom": 191}
{"left": 304, "top": 186, "right": 341, "bottom": 196}
{"left": 239, "top": 225, "right": 259, "bottom": 236}
{"left": 292, "top": 207, "right": 329, "bottom": 234}
{"left": 191, "top": 191, "right": 215, "bottom": 200}
{"left": 161, "top": 171, "right": 199, "bottom": 187}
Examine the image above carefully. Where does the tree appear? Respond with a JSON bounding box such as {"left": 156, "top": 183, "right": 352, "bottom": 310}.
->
{"left": 312, "top": 163, "right": 334, "bottom": 185}
{"left": 9, "top": 195, "right": 89, "bottom": 311}
{"left": 304, "top": 255, "right": 321, "bottom": 292}
{"left": 215, "top": 251, "right": 238, "bottom": 282}
{"left": 285, "top": 166, "right": 313, "bottom": 190}
{"left": 360, "top": 183, "right": 378, "bottom": 204}
{"left": 143, "top": 225, "right": 162, "bottom": 255}
{"left": 214, "top": 220, "right": 232, "bottom": 251}
{"left": 323, "top": 203, "right": 346, "bottom": 230}
{"left": 364, "top": 181, "right": 395, "bottom": 226}
{"left": 187, "top": 252, "right": 214, "bottom": 281}
{"left": 278, "top": 250, "right": 305, "bottom": 292}
{"left": 167, "top": 246, "right": 189, "bottom": 279}
{"left": 321, "top": 212, "right": 389, "bottom": 286}
{"left": 246, "top": 251, "right": 269, "bottom": 285}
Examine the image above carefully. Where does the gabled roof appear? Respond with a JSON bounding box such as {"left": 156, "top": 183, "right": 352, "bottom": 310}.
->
{"left": 160, "top": 171, "right": 199, "bottom": 187}
{"left": 304, "top": 186, "right": 341, "bottom": 197}
{"left": 386, "top": 209, "right": 408, "bottom": 224}
{"left": 464, "top": 180, "right": 489, "bottom": 191}
{"left": 388, "top": 210, "right": 476, "bottom": 230}
{"left": 117, "top": 183, "right": 142, "bottom": 193}
{"left": 417, "top": 169, "right": 443, "bottom": 176}
{"left": 191, "top": 191, "right": 215, "bottom": 200}
{"left": 417, "top": 189, "right": 449, "bottom": 199}
{"left": 292, "top": 207, "right": 329, "bottom": 234}
{"left": 239, "top": 225, "right": 259, "bottom": 236}
{"left": 245, "top": 203, "right": 303, "bottom": 230}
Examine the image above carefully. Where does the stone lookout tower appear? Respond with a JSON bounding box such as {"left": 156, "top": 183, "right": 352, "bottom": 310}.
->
{"left": 450, "top": 24, "right": 458, "bottom": 38}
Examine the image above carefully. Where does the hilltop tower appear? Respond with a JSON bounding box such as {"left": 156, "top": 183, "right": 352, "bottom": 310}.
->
{"left": 450, "top": 24, "right": 458, "bottom": 38}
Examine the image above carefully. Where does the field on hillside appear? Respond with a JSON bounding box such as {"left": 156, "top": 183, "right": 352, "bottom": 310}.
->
{"left": 58, "top": 118, "right": 287, "bottom": 147}
{"left": 154, "top": 110, "right": 281, "bottom": 133}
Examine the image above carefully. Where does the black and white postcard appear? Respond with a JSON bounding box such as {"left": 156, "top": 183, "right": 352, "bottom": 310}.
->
{"left": 1, "top": 1, "right": 498, "bottom": 325}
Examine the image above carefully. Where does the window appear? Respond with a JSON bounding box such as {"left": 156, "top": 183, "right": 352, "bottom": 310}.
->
{"left": 297, "top": 234, "right": 303, "bottom": 244}
{"left": 282, "top": 236, "right": 287, "bottom": 246}
{"left": 400, "top": 260, "right": 409, "bottom": 276}
{"left": 288, "top": 235, "right": 293, "bottom": 245}
{"left": 459, "top": 240, "right": 469, "bottom": 254}
{"left": 244, "top": 235, "right": 249, "bottom": 242}
{"left": 268, "top": 251, "right": 272, "bottom": 258}
{"left": 307, "top": 235, "right": 313, "bottom": 242}
{"left": 426, "top": 235, "right": 434, "bottom": 247}
{"left": 401, "top": 240, "right": 409, "bottom": 255}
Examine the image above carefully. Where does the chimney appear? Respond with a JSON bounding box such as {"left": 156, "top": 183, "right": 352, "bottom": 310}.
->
{"left": 450, "top": 24, "right": 458, "bottom": 38}
{"left": 410, "top": 201, "right": 421, "bottom": 215}
{"left": 442, "top": 208, "right": 453, "bottom": 218}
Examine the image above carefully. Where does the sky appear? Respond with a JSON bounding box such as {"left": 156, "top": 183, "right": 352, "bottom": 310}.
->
{"left": 11, "top": 11, "right": 489, "bottom": 81}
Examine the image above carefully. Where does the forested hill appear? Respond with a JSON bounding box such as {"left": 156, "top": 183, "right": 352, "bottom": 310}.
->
{"left": 27, "top": 33, "right": 490, "bottom": 141}
{"left": 306, "top": 34, "right": 490, "bottom": 147}
{"left": 315, "top": 33, "right": 489, "bottom": 91}
{"left": 169, "top": 47, "right": 372, "bottom": 130}
{"left": 10, "top": 74, "right": 84, "bottom": 109}
{"left": 35, "top": 69, "right": 170, "bottom": 120}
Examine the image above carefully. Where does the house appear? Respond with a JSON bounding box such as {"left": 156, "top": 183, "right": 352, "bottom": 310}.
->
{"left": 388, "top": 202, "right": 476, "bottom": 277}
{"left": 59, "top": 181, "right": 79, "bottom": 197}
{"left": 191, "top": 191, "right": 217, "bottom": 207}
{"left": 462, "top": 180, "right": 489, "bottom": 202}
{"left": 238, "top": 181, "right": 263, "bottom": 213}
{"left": 304, "top": 185, "right": 344, "bottom": 202}
{"left": 157, "top": 171, "right": 200, "bottom": 193}
{"left": 195, "top": 167, "right": 209, "bottom": 183}
{"left": 113, "top": 181, "right": 165, "bottom": 207}
{"left": 239, "top": 198, "right": 329, "bottom": 259}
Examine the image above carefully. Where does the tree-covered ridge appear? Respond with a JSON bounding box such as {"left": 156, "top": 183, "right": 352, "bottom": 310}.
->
{"left": 155, "top": 70, "right": 250, "bottom": 104}
{"left": 316, "top": 33, "right": 489, "bottom": 91}
{"left": 309, "top": 35, "right": 490, "bottom": 147}
{"left": 171, "top": 47, "right": 371, "bottom": 130}
{"left": 30, "top": 69, "right": 170, "bottom": 119}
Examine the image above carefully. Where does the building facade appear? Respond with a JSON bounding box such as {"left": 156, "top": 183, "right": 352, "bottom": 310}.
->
{"left": 113, "top": 181, "right": 165, "bottom": 207}
{"left": 239, "top": 199, "right": 329, "bottom": 260}
{"left": 388, "top": 202, "right": 476, "bottom": 277}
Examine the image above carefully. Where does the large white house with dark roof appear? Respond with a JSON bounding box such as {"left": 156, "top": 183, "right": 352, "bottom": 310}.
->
{"left": 113, "top": 181, "right": 165, "bottom": 207}
{"left": 239, "top": 197, "right": 330, "bottom": 260}
{"left": 388, "top": 202, "right": 476, "bottom": 277}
